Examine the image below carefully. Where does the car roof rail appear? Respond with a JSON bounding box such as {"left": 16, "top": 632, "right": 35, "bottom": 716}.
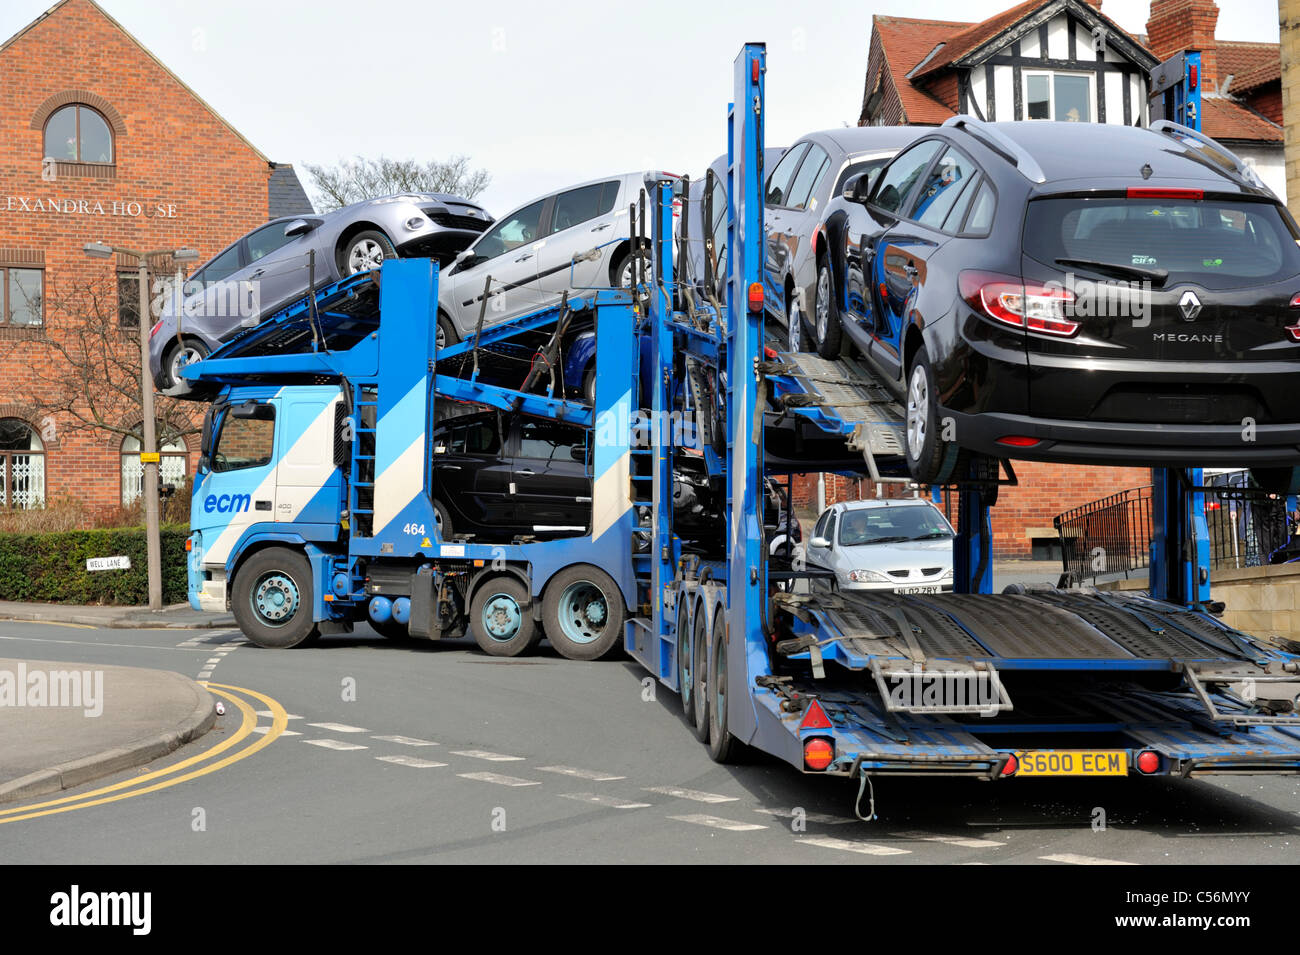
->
{"left": 942, "top": 115, "right": 1046, "bottom": 184}
{"left": 1148, "top": 119, "right": 1268, "bottom": 191}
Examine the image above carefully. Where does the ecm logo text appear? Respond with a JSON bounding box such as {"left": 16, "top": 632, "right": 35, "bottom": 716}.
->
{"left": 203, "top": 493, "right": 251, "bottom": 514}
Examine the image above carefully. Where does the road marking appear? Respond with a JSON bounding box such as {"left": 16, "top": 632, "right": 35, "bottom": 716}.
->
{"left": 558, "top": 793, "right": 650, "bottom": 809}
{"left": 669, "top": 813, "right": 766, "bottom": 832}
{"left": 537, "top": 765, "right": 625, "bottom": 781}
{"left": 257, "top": 711, "right": 302, "bottom": 720}
{"left": 205, "top": 658, "right": 221, "bottom": 664}
{"left": 306, "top": 722, "right": 368, "bottom": 733}
{"left": 894, "top": 831, "right": 1003, "bottom": 848}
{"left": 303, "top": 739, "right": 368, "bottom": 751}
{"left": 458, "top": 771, "right": 540, "bottom": 787}
{"left": 0, "top": 634, "right": 201, "bottom": 652}
{"left": 754, "top": 807, "right": 854, "bottom": 825}
{"left": 0, "top": 619, "right": 94, "bottom": 630}
{"left": 376, "top": 755, "right": 448, "bottom": 768}
{"left": 800, "top": 836, "right": 911, "bottom": 856}
{"left": 645, "top": 786, "right": 737, "bottom": 803}
{"left": 451, "top": 749, "right": 524, "bottom": 761}
{"left": 1040, "top": 853, "right": 1136, "bottom": 866}
{"left": 253, "top": 726, "right": 299, "bottom": 736}
{"left": 371, "top": 735, "right": 438, "bottom": 746}
{"left": 0, "top": 683, "right": 286, "bottom": 825}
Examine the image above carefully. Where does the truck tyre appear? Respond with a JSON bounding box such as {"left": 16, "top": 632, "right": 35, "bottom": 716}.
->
{"left": 677, "top": 600, "right": 695, "bottom": 726}
{"left": 469, "top": 577, "right": 538, "bottom": 657}
{"left": 232, "top": 547, "right": 318, "bottom": 649}
{"left": 690, "top": 599, "right": 710, "bottom": 742}
{"left": 706, "top": 605, "right": 739, "bottom": 763}
{"left": 542, "top": 565, "right": 626, "bottom": 661}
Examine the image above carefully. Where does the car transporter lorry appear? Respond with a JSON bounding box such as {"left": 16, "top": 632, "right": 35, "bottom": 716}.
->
{"left": 182, "top": 44, "right": 1300, "bottom": 816}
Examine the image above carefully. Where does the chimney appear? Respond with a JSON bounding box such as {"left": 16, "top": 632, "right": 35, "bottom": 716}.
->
{"left": 1146, "top": 0, "right": 1219, "bottom": 89}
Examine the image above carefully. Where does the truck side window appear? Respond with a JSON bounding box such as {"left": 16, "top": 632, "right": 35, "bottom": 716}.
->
{"left": 212, "top": 407, "right": 275, "bottom": 472}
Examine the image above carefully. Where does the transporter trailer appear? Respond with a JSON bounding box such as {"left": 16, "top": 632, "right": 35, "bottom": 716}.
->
{"left": 183, "top": 43, "right": 1300, "bottom": 815}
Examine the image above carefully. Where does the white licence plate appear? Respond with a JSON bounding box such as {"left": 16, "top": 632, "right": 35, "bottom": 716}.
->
{"left": 896, "top": 585, "right": 940, "bottom": 594}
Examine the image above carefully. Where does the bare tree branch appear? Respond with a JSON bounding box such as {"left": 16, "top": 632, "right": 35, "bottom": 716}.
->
{"left": 302, "top": 155, "right": 492, "bottom": 211}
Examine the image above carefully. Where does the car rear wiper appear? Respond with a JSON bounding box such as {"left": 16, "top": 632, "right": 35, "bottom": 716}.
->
{"left": 1055, "top": 257, "right": 1169, "bottom": 286}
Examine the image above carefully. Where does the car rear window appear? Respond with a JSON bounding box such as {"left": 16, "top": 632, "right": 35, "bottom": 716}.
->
{"left": 1024, "top": 196, "right": 1300, "bottom": 289}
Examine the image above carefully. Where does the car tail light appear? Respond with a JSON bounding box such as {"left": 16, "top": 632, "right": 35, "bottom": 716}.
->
{"left": 1286, "top": 293, "right": 1300, "bottom": 341}
{"left": 959, "top": 270, "right": 1078, "bottom": 337}
{"left": 1001, "top": 754, "right": 1018, "bottom": 776}
{"left": 1136, "top": 750, "right": 1160, "bottom": 774}
{"left": 1126, "top": 187, "right": 1204, "bottom": 200}
{"left": 996, "top": 435, "right": 1041, "bottom": 448}
{"left": 747, "top": 282, "right": 764, "bottom": 313}
{"left": 803, "top": 737, "right": 834, "bottom": 771}
{"left": 800, "top": 698, "right": 833, "bottom": 730}
{"left": 149, "top": 320, "right": 163, "bottom": 339}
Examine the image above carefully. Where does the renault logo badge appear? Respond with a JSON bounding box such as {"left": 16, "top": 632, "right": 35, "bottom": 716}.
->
{"left": 1179, "top": 289, "right": 1202, "bottom": 321}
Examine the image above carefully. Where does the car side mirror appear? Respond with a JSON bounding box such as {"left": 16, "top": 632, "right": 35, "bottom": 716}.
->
{"left": 842, "top": 172, "right": 867, "bottom": 203}
{"left": 810, "top": 536, "right": 831, "bottom": 549}
{"left": 283, "top": 218, "right": 316, "bottom": 238}
{"left": 454, "top": 249, "right": 474, "bottom": 264}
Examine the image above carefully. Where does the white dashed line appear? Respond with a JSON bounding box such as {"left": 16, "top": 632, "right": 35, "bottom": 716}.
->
{"left": 1039, "top": 853, "right": 1136, "bottom": 866}
{"left": 800, "top": 837, "right": 911, "bottom": 856}
{"left": 303, "top": 739, "right": 368, "bottom": 751}
{"left": 753, "top": 808, "right": 854, "bottom": 825}
{"left": 376, "top": 755, "right": 448, "bottom": 768}
{"left": 307, "top": 722, "right": 369, "bottom": 733}
{"left": 558, "top": 793, "right": 650, "bottom": 809}
{"left": 457, "top": 771, "right": 540, "bottom": 787}
{"left": 371, "top": 735, "right": 439, "bottom": 746}
{"left": 645, "top": 786, "right": 737, "bottom": 803}
{"left": 205, "top": 658, "right": 221, "bottom": 664}
{"left": 669, "top": 813, "right": 767, "bottom": 832}
{"left": 537, "top": 765, "right": 626, "bottom": 781}
{"left": 451, "top": 750, "right": 524, "bottom": 762}
{"left": 257, "top": 711, "right": 302, "bottom": 720}
{"left": 253, "top": 726, "right": 300, "bottom": 736}
{"left": 893, "top": 831, "right": 1004, "bottom": 849}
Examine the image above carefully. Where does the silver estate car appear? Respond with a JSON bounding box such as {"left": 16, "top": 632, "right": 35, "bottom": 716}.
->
{"left": 436, "top": 171, "right": 667, "bottom": 347}
{"left": 151, "top": 192, "right": 492, "bottom": 391}
{"left": 805, "top": 498, "right": 954, "bottom": 593}
{"left": 762, "top": 127, "right": 924, "bottom": 349}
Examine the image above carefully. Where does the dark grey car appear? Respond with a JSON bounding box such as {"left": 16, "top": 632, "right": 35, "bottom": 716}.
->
{"left": 151, "top": 192, "right": 492, "bottom": 392}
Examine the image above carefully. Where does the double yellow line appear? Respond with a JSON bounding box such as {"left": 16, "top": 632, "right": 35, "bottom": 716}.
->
{"left": 0, "top": 682, "right": 287, "bottom": 825}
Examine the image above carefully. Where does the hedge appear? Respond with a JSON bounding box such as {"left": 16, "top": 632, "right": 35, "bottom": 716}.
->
{"left": 0, "top": 527, "right": 189, "bottom": 605}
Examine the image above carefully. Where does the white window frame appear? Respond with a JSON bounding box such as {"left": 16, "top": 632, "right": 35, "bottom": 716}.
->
{"left": 1022, "top": 70, "right": 1096, "bottom": 123}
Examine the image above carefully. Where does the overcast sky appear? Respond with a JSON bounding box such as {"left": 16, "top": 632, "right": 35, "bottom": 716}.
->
{"left": 0, "top": 0, "right": 1284, "bottom": 215}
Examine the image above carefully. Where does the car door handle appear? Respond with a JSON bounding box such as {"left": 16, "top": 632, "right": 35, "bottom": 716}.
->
{"left": 590, "top": 223, "right": 611, "bottom": 232}
{"left": 514, "top": 253, "right": 533, "bottom": 262}
{"left": 250, "top": 268, "right": 265, "bottom": 278}
{"left": 516, "top": 468, "right": 535, "bottom": 476}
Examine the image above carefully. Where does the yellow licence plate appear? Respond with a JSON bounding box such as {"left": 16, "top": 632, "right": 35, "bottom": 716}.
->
{"left": 1016, "top": 750, "right": 1128, "bottom": 777}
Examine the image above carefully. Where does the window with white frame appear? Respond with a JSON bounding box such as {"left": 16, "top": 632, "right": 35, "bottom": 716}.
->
{"left": 121, "top": 433, "right": 188, "bottom": 506}
{"left": 0, "top": 418, "right": 45, "bottom": 509}
{"left": 1024, "top": 71, "right": 1094, "bottom": 122}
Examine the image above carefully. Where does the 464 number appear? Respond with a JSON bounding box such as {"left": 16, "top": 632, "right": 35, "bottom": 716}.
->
{"left": 403, "top": 523, "right": 426, "bottom": 536}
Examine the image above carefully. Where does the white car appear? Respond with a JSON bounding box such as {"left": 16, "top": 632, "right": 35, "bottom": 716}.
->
{"left": 805, "top": 498, "right": 954, "bottom": 593}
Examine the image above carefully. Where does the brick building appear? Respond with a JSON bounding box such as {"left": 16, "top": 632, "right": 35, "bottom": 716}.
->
{"left": 787, "top": 0, "right": 1286, "bottom": 558}
{"left": 0, "top": 0, "right": 310, "bottom": 515}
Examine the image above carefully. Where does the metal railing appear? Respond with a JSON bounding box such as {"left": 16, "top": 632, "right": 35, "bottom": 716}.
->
{"left": 1053, "top": 480, "right": 1295, "bottom": 584}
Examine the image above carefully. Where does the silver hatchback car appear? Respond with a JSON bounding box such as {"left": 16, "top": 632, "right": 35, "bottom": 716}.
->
{"left": 805, "top": 498, "right": 955, "bottom": 593}
{"left": 436, "top": 171, "right": 663, "bottom": 347}
{"left": 151, "top": 192, "right": 492, "bottom": 391}
{"left": 762, "top": 126, "right": 924, "bottom": 349}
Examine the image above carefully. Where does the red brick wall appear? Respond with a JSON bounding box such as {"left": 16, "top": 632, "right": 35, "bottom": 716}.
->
{"left": 1146, "top": 0, "right": 1220, "bottom": 87}
{"left": 0, "top": 0, "right": 271, "bottom": 513}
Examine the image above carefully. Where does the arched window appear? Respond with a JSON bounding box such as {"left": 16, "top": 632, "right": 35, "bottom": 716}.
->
{"left": 44, "top": 104, "right": 114, "bottom": 164}
{"left": 0, "top": 419, "right": 45, "bottom": 509}
{"left": 121, "top": 433, "right": 188, "bottom": 506}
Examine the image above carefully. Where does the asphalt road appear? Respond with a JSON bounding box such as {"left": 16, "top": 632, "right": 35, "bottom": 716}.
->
{"left": 1, "top": 619, "right": 1297, "bottom": 865}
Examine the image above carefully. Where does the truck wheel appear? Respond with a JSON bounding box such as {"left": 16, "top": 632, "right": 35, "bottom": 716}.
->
{"left": 233, "top": 548, "right": 318, "bottom": 649}
{"left": 470, "top": 578, "right": 538, "bottom": 657}
{"left": 582, "top": 366, "right": 596, "bottom": 405}
{"left": 677, "top": 600, "right": 695, "bottom": 726}
{"left": 690, "top": 599, "right": 710, "bottom": 742}
{"left": 543, "top": 565, "right": 626, "bottom": 661}
{"left": 706, "top": 605, "right": 739, "bottom": 763}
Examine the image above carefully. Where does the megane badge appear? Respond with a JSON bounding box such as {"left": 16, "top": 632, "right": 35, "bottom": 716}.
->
{"left": 1179, "top": 289, "right": 1202, "bottom": 321}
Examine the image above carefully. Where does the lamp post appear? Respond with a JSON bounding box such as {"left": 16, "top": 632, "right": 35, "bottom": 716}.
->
{"left": 83, "top": 242, "right": 198, "bottom": 610}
